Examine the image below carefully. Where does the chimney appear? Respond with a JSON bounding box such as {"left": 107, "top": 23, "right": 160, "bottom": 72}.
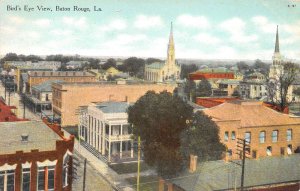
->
{"left": 21, "top": 133, "right": 29, "bottom": 142}
{"left": 189, "top": 154, "right": 198, "bottom": 173}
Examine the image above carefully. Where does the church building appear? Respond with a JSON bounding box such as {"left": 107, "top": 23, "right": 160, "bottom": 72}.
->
{"left": 269, "top": 25, "right": 284, "bottom": 80}
{"left": 144, "top": 23, "right": 181, "bottom": 82}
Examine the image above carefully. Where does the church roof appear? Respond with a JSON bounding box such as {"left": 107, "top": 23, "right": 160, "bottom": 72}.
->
{"left": 146, "top": 62, "right": 165, "bottom": 69}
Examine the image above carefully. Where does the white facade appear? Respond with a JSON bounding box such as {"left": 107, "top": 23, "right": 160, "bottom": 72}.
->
{"left": 78, "top": 102, "right": 134, "bottom": 163}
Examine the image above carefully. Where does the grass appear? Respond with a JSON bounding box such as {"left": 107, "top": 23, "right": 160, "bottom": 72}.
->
{"left": 125, "top": 175, "right": 159, "bottom": 191}
{"left": 109, "top": 162, "right": 151, "bottom": 174}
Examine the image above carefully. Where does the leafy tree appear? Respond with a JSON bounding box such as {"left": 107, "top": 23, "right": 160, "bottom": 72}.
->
{"left": 253, "top": 59, "right": 270, "bottom": 76}
{"left": 101, "top": 58, "right": 117, "bottom": 70}
{"left": 122, "top": 57, "right": 145, "bottom": 78}
{"left": 127, "top": 91, "right": 193, "bottom": 178}
{"left": 181, "top": 111, "right": 226, "bottom": 163}
{"left": 146, "top": 58, "right": 163, "bottom": 64}
{"left": 196, "top": 79, "right": 212, "bottom": 97}
{"left": 236, "top": 61, "right": 249, "bottom": 73}
{"left": 181, "top": 64, "right": 198, "bottom": 79}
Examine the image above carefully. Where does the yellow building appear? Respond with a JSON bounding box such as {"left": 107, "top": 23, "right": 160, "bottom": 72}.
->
{"left": 106, "top": 67, "right": 121, "bottom": 76}
{"left": 144, "top": 23, "right": 181, "bottom": 82}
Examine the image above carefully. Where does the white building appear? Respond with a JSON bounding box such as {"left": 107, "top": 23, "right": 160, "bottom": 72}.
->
{"left": 78, "top": 102, "right": 134, "bottom": 163}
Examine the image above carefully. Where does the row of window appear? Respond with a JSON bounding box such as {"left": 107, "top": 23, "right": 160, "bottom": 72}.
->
{"left": 224, "top": 129, "right": 293, "bottom": 143}
{"left": 227, "top": 144, "right": 293, "bottom": 158}
{"left": 0, "top": 163, "right": 69, "bottom": 191}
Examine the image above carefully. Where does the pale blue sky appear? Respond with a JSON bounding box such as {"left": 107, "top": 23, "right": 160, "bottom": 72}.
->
{"left": 0, "top": 0, "right": 299, "bottom": 60}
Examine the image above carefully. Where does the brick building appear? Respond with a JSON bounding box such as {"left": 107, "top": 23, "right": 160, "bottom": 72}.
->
{"left": 0, "top": 121, "right": 74, "bottom": 191}
{"left": 52, "top": 81, "right": 176, "bottom": 127}
{"left": 203, "top": 101, "right": 300, "bottom": 159}
{"left": 26, "top": 71, "right": 96, "bottom": 93}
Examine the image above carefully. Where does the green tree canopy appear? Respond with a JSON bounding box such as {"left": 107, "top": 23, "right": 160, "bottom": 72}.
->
{"left": 181, "top": 64, "right": 198, "bottom": 79}
{"left": 197, "top": 79, "right": 212, "bottom": 97}
{"left": 181, "top": 111, "right": 226, "bottom": 163}
{"left": 127, "top": 91, "right": 193, "bottom": 177}
{"left": 122, "top": 57, "right": 145, "bottom": 78}
{"left": 101, "top": 58, "right": 117, "bottom": 70}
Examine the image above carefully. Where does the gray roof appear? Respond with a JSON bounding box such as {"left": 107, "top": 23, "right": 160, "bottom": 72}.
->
{"left": 0, "top": 121, "right": 62, "bottom": 155}
{"left": 95, "top": 102, "right": 132, "bottom": 113}
{"left": 28, "top": 71, "right": 94, "bottom": 77}
{"left": 172, "top": 154, "right": 300, "bottom": 191}
{"left": 146, "top": 62, "right": 165, "bottom": 69}
{"left": 32, "top": 80, "right": 63, "bottom": 92}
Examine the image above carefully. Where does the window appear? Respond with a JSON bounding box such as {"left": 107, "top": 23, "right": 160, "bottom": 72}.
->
{"left": 227, "top": 149, "right": 232, "bottom": 156}
{"left": 267, "top": 146, "right": 272, "bottom": 156}
{"left": 252, "top": 150, "right": 257, "bottom": 159}
{"left": 287, "top": 129, "right": 292, "bottom": 141}
{"left": 231, "top": 131, "right": 236, "bottom": 140}
{"left": 245, "top": 132, "right": 251, "bottom": 143}
{"left": 0, "top": 170, "right": 15, "bottom": 191}
{"left": 259, "top": 131, "right": 266, "bottom": 143}
{"left": 272, "top": 130, "right": 278, "bottom": 142}
{"left": 224, "top": 131, "right": 229, "bottom": 142}
{"left": 48, "top": 166, "right": 55, "bottom": 190}
{"left": 63, "top": 156, "right": 70, "bottom": 187}
{"left": 38, "top": 167, "right": 45, "bottom": 191}
{"left": 280, "top": 147, "right": 285, "bottom": 155}
{"left": 22, "top": 168, "right": 30, "bottom": 191}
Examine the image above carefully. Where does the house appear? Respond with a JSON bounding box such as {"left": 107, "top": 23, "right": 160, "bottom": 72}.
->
{"left": 78, "top": 101, "right": 134, "bottom": 163}
{"left": 203, "top": 101, "right": 300, "bottom": 159}
{"left": 239, "top": 72, "right": 267, "bottom": 99}
{"left": 65, "top": 61, "right": 89, "bottom": 69}
{"left": 213, "top": 79, "right": 240, "bottom": 96}
{"left": 0, "top": 121, "right": 74, "bottom": 191}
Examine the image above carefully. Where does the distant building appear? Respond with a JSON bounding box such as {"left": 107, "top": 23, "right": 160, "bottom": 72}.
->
{"left": 0, "top": 121, "right": 74, "bottom": 191}
{"left": 204, "top": 101, "right": 300, "bottom": 160}
{"left": 144, "top": 23, "right": 181, "bottom": 82}
{"left": 52, "top": 81, "right": 176, "bottom": 127}
{"left": 26, "top": 80, "right": 63, "bottom": 113}
{"left": 65, "top": 61, "right": 89, "bottom": 69}
{"left": 26, "top": 71, "right": 96, "bottom": 93}
{"left": 240, "top": 72, "right": 267, "bottom": 99}
{"left": 213, "top": 79, "right": 240, "bottom": 97}
{"left": 3, "top": 61, "right": 61, "bottom": 70}
{"left": 79, "top": 102, "right": 134, "bottom": 163}
{"left": 189, "top": 68, "right": 235, "bottom": 82}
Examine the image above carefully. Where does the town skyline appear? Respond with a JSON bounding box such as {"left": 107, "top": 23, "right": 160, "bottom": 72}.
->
{"left": 1, "top": 0, "right": 300, "bottom": 60}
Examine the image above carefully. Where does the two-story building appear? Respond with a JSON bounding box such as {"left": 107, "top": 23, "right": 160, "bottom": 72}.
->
{"left": 203, "top": 100, "right": 300, "bottom": 160}
{"left": 78, "top": 101, "right": 134, "bottom": 163}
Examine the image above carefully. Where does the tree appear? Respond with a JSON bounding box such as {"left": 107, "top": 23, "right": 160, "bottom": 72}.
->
{"left": 122, "top": 57, "right": 145, "bottom": 78}
{"left": 268, "top": 62, "right": 299, "bottom": 111}
{"left": 253, "top": 59, "right": 270, "bottom": 76}
{"left": 196, "top": 79, "right": 212, "bottom": 97}
{"left": 127, "top": 91, "right": 193, "bottom": 178}
{"left": 184, "top": 80, "right": 196, "bottom": 102}
{"left": 181, "top": 64, "right": 198, "bottom": 79}
{"left": 101, "top": 58, "right": 117, "bottom": 70}
{"left": 236, "top": 61, "right": 249, "bottom": 74}
{"left": 181, "top": 111, "right": 226, "bottom": 163}
{"left": 146, "top": 58, "right": 163, "bottom": 64}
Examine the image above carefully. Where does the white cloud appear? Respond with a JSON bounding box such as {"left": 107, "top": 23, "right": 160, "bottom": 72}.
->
{"left": 33, "top": 19, "right": 51, "bottom": 27}
{"left": 176, "top": 14, "right": 210, "bottom": 29}
{"left": 104, "top": 34, "right": 147, "bottom": 46}
{"left": 98, "top": 19, "right": 127, "bottom": 33}
{"left": 194, "top": 33, "right": 220, "bottom": 44}
{"left": 9, "top": 16, "right": 25, "bottom": 25}
{"left": 134, "top": 15, "right": 163, "bottom": 29}
{"left": 62, "top": 17, "right": 87, "bottom": 28}
{"left": 251, "top": 16, "right": 276, "bottom": 33}
{"left": 220, "top": 17, "right": 258, "bottom": 43}
{"left": 50, "top": 29, "right": 72, "bottom": 36}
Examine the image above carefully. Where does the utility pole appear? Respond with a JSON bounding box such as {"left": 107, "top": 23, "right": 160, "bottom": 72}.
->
{"left": 83, "top": 158, "right": 87, "bottom": 191}
{"left": 23, "top": 94, "right": 26, "bottom": 119}
{"left": 8, "top": 89, "right": 10, "bottom": 106}
{"left": 137, "top": 136, "right": 141, "bottom": 191}
{"left": 237, "top": 138, "right": 250, "bottom": 191}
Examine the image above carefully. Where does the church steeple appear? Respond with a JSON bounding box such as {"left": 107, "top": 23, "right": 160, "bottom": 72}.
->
{"left": 167, "top": 22, "right": 175, "bottom": 67}
{"left": 274, "top": 25, "right": 280, "bottom": 53}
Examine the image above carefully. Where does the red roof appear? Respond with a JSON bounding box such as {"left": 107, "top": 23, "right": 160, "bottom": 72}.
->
{"left": 0, "top": 99, "right": 28, "bottom": 122}
{"left": 196, "top": 97, "right": 240, "bottom": 108}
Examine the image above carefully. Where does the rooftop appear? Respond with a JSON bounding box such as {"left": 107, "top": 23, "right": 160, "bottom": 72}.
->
{"left": 172, "top": 154, "right": 300, "bottom": 191}
{"left": 32, "top": 80, "right": 63, "bottom": 92}
{"left": 145, "top": 62, "right": 165, "bottom": 69}
{"left": 0, "top": 121, "right": 62, "bottom": 155}
{"left": 203, "top": 101, "right": 300, "bottom": 127}
{"left": 95, "top": 102, "right": 132, "bottom": 113}
{"left": 28, "top": 71, "right": 94, "bottom": 77}
{"left": 0, "top": 98, "right": 27, "bottom": 122}
{"left": 53, "top": 80, "right": 176, "bottom": 86}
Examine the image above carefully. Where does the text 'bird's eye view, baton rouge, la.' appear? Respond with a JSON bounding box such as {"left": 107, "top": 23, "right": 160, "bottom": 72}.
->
{"left": 0, "top": 0, "right": 300, "bottom": 191}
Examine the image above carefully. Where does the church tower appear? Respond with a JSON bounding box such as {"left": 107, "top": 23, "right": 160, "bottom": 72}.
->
{"left": 269, "top": 25, "right": 283, "bottom": 79}
{"left": 167, "top": 22, "right": 175, "bottom": 67}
